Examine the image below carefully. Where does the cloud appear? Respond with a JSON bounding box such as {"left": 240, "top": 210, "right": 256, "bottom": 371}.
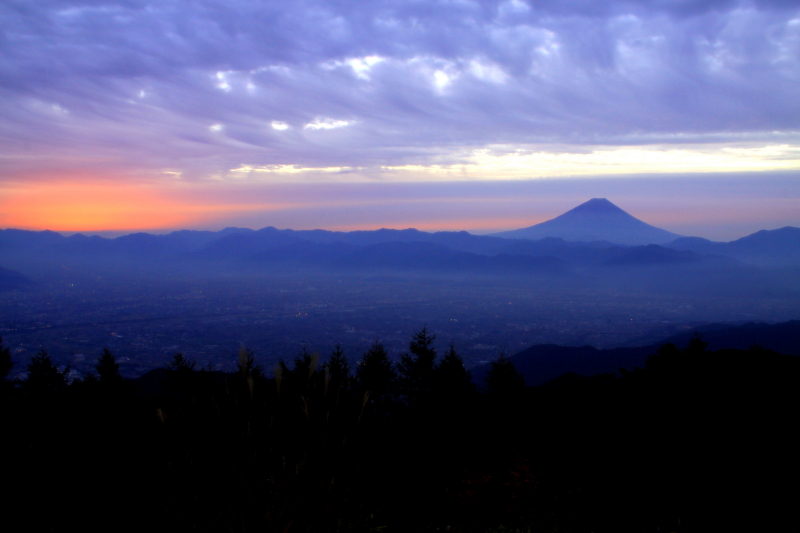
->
{"left": 303, "top": 118, "right": 353, "bottom": 130}
{"left": 0, "top": 0, "right": 798, "bottom": 183}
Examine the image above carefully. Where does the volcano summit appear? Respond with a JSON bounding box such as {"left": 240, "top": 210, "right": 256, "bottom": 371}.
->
{"left": 492, "top": 198, "right": 682, "bottom": 245}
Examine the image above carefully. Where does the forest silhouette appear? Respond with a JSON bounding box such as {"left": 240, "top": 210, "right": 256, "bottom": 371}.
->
{"left": 2, "top": 329, "right": 798, "bottom": 532}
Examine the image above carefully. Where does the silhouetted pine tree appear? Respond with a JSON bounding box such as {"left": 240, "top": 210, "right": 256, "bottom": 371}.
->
{"left": 325, "top": 343, "right": 351, "bottom": 397}
{"left": 356, "top": 340, "right": 396, "bottom": 416}
{"left": 96, "top": 347, "right": 122, "bottom": 383}
{"left": 434, "top": 342, "right": 476, "bottom": 404}
{"left": 485, "top": 351, "right": 525, "bottom": 396}
{"left": 167, "top": 351, "right": 196, "bottom": 372}
{"left": 0, "top": 337, "right": 12, "bottom": 380}
{"left": 397, "top": 326, "right": 438, "bottom": 405}
{"left": 164, "top": 351, "right": 198, "bottom": 399}
{"left": 24, "top": 349, "right": 69, "bottom": 395}
{"left": 684, "top": 331, "right": 709, "bottom": 355}
{"left": 281, "top": 347, "right": 322, "bottom": 397}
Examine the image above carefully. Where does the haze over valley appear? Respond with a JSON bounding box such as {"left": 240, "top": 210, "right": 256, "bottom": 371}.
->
{"left": 3, "top": 199, "right": 798, "bottom": 380}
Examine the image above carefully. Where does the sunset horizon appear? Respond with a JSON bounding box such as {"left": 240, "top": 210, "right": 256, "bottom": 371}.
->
{"left": 2, "top": 1, "right": 798, "bottom": 238}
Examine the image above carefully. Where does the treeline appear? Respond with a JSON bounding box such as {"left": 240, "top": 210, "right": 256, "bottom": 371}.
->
{"left": 1, "top": 331, "right": 798, "bottom": 533}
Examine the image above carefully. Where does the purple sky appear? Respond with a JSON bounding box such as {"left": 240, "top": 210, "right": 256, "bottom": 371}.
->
{"left": 0, "top": 0, "right": 798, "bottom": 238}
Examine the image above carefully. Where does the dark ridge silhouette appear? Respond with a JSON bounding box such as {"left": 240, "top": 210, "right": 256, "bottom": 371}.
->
{"left": 491, "top": 198, "right": 682, "bottom": 245}
{"left": 0, "top": 228, "right": 65, "bottom": 251}
{"left": 471, "top": 319, "right": 800, "bottom": 386}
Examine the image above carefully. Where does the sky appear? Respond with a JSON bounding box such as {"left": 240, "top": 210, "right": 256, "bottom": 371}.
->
{"left": 0, "top": 0, "right": 798, "bottom": 240}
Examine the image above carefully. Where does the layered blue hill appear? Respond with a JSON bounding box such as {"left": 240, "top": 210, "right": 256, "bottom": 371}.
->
{"left": 665, "top": 226, "right": 800, "bottom": 266}
{"left": 0, "top": 265, "right": 32, "bottom": 291}
{"left": 1, "top": 199, "right": 798, "bottom": 276}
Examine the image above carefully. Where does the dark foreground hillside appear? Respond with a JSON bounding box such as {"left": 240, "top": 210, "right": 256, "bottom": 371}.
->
{"left": 2, "top": 331, "right": 798, "bottom": 533}
{"left": 471, "top": 320, "right": 800, "bottom": 386}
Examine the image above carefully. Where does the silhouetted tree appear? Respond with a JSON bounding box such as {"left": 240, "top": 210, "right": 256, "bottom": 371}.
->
{"left": 397, "top": 326, "right": 438, "bottom": 405}
{"left": 24, "top": 349, "right": 69, "bottom": 394}
{"left": 281, "top": 347, "right": 321, "bottom": 397}
{"left": 485, "top": 351, "right": 525, "bottom": 397}
{"left": 167, "top": 351, "right": 196, "bottom": 372}
{"left": 164, "top": 351, "right": 198, "bottom": 398}
{"left": 96, "top": 347, "right": 122, "bottom": 384}
{"left": 684, "top": 332, "right": 708, "bottom": 355}
{"left": 434, "top": 342, "right": 476, "bottom": 403}
{"left": 356, "top": 340, "right": 397, "bottom": 415}
{"left": 325, "top": 343, "right": 351, "bottom": 397}
{"left": 645, "top": 342, "right": 681, "bottom": 372}
{"left": 0, "top": 337, "right": 12, "bottom": 380}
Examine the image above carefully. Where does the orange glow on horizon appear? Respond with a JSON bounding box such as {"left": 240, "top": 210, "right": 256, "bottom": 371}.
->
{"left": 0, "top": 181, "right": 286, "bottom": 232}
{"left": 0, "top": 178, "right": 546, "bottom": 234}
{"left": 1, "top": 182, "right": 193, "bottom": 231}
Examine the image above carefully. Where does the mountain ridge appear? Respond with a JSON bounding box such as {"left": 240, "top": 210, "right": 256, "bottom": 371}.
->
{"left": 665, "top": 226, "right": 800, "bottom": 266}
{"left": 2, "top": 199, "right": 798, "bottom": 271}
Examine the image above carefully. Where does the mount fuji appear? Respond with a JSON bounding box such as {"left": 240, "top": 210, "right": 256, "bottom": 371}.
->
{"left": 491, "top": 198, "right": 682, "bottom": 245}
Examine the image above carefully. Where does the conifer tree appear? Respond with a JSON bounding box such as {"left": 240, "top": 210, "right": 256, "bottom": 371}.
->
{"left": 96, "top": 347, "right": 122, "bottom": 383}
{"left": 397, "top": 326, "right": 438, "bottom": 404}
{"left": 645, "top": 342, "right": 681, "bottom": 372}
{"left": 24, "top": 349, "right": 69, "bottom": 394}
{"left": 326, "top": 344, "right": 351, "bottom": 395}
{"left": 434, "top": 342, "right": 476, "bottom": 402}
{"left": 166, "top": 352, "right": 196, "bottom": 372}
{"left": 485, "top": 351, "right": 524, "bottom": 396}
{"left": 684, "top": 332, "right": 708, "bottom": 355}
{"left": 165, "top": 351, "right": 197, "bottom": 398}
{"left": 284, "top": 347, "right": 321, "bottom": 396}
{"left": 356, "top": 340, "right": 396, "bottom": 411}
{"left": 0, "top": 337, "right": 12, "bottom": 380}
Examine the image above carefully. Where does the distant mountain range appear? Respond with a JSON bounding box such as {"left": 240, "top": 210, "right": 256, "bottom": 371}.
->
{"left": 471, "top": 320, "right": 800, "bottom": 387}
{"left": 1, "top": 200, "right": 798, "bottom": 281}
{"left": 666, "top": 226, "right": 800, "bottom": 266}
{"left": 491, "top": 198, "right": 682, "bottom": 245}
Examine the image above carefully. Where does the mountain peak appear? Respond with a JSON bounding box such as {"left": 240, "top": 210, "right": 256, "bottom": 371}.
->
{"left": 490, "top": 199, "right": 682, "bottom": 245}
{"left": 570, "top": 198, "right": 625, "bottom": 213}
